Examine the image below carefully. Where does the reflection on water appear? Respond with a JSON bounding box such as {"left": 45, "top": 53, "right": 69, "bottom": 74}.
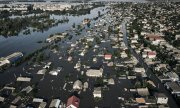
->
{"left": 0, "top": 7, "right": 106, "bottom": 57}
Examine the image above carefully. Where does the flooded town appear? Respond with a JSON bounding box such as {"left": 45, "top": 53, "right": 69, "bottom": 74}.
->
{"left": 0, "top": 0, "right": 180, "bottom": 108}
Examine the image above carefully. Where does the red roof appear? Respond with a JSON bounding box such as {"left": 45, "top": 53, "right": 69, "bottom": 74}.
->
{"left": 104, "top": 54, "right": 112, "bottom": 58}
{"left": 148, "top": 51, "right": 156, "bottom": 55}
{"left": 67, "top": 96, "right": 80, "bottom": 108}
{"left": 146, "top": 34, "right": 162, "bottom": 40}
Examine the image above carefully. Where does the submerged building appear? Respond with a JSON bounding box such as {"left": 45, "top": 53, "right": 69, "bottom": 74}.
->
{"left": 86, "top": 68, "right": 103, "bottom": 77}
{"left": 0, "top": 52, "right": 23, "bottom": 67}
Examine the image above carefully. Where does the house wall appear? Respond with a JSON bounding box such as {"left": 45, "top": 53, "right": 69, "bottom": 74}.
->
{"left": 157, "top": 97, "right": 168, "bottom": 104}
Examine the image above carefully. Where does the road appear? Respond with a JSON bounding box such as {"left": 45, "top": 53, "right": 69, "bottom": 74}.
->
{"left": 122, "top": 20, "right": 179, "bottom": 108}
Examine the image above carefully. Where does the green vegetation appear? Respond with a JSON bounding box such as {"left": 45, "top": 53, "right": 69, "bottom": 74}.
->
{"left": 94, "top": 77, "right": 104, "bottom": 87}
{"left": 0, "top": 14, "right": 69, "bottom": 36}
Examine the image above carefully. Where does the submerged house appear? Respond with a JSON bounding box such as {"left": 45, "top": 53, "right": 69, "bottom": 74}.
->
{"left": 0, "top": 52, "right": 23, "bottom": 67}
{"left": 93, "top": 87, "right": 102, "bottom": 98}
{"left": 86, "top": 68, "right": 103, "bottom": 77}
{"left": 49, "top": 99, "right": 61, "bottom": 108}
{"left": 73, "top": 80, "right": 83, "bottom": 90}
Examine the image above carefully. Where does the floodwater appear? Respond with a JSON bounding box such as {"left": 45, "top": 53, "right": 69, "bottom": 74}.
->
{"left": 0, "top": 6, "right": 136, "bottom": 108}
{"left": 0, "top": 6, "right": 106, "bottom": 57}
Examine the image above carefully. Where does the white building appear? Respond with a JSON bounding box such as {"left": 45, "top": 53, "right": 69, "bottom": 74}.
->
{"left": 108, "top": 78, "right": 115, "bottom": 85}
{"left": 17, "top": 77, "right": 31, "bottom": 82}
{"left": 86, "top": 68, "right": 103, "bottom": 77}
{"left": 93, "top": 87, "right": 102, "bottom": 98}
{"left": 49, "top": 99, "right": 61, "bottom": 108}
{"left": 0, "top": 59, "right": 10, "bottom": 67}
{"left": 165, "top": 82, "right": 180, "bottom": 95}
{"left": 33, "top": 3, "right": 71, "bottom": 11}
{"left": 43, "top": 62, "right": 52, "bottom": 69}
{"left": 46, "top": 35, "right": 65, "bottom": 43}
{"left": 37, "top": 69, "right": 47, "bottom": 75}
{"left": 73, "top": 80, "right": 83, "bottom": 90}
{"left": 0, "top": 52, "right": 23, "bottom": 67}
{"left": 134, "top": 68, "right": 145, "bottom": 73}
{"left": 38, "top": 102, "right": 47, "bottom": 108}
{"left": 155, "top": 93, "right": 168, "bottom": 104}
{"left": 0, "top": 96, "right": 5, "bottom": 102}
{"left": 33, "top": 98, "right": 44, "bottom": 103}
{"left": 166, "top": 72, "right": 179, "bottom": 82}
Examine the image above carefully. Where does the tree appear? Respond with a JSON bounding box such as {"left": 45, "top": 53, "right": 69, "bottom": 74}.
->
{"left": 135, "top": 81, "right": 141, "bottom": 88}
{"left": 72, "top": 23, "right": 76, "bottom": 28}
{"left": 98, "top": 11, "right": 101, "bottom": 17}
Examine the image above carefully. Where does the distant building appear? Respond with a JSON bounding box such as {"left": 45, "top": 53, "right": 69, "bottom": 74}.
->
{"left": 21, "top": 86, "right": 33, "bottom": 93}
{"left": 33, "top": 3, "right": 71, "bottom": 11}
{"left": 16, "top": 77, "right": 31, "bottom": 82}
{"left": 155, "top": 93, "right": 168, "bottom": 104}
{"left": 158, "top": 75, "right": 171, "bottom": 83}
{"left": 108, "top": 78, "right": 115, "bottom": 85}
{"left": 66, "top": 95, "right": 80, "bottom": 108}
{"left": 166, "top": 72, "right": 179, "bottom": 82}
{"left": 145, "top": 34, "right": 165, "bottom": 45}
{"left": 165, "top": 82, "right": 180, "bottom": 95}
{"left": 0, "top": 52, "right": 23, "bottom": 67}
{"left": 73, "top": 80, "right": 83, "bottom": 90}
{"left": 93, "top": 87, "right": 102, "bottom": 98}
{"left": 0, "top": 96, "right": 5, "bottom": 102}
{"left": 49, "top": 99, "right": 61, "bottom": 108}
{"left": 37, "top": 69, "right": 47, "bottom": 75}
{"left": 147, "top": 51, "right": 156, "bottom": 59}
{"left": 137, "top": 88, "right": 150, "bottom": 96}
{"left": 104, "top": 54, "right": 112, "bottom": 60}
{"left": 86, "top": 68, "right": 103, "bottom": 77}
{"left": 134, "top": 68, "right": 145, "bottom": 73}
{"left": 9, "top": 105, "right": 17, "bottom": 108}
{"left": 43, "top": 62, "right": 52, "bottom": 69}
{"left": 33, "top": 98, "right": 44, "bottom": 103}
{"left": 6, "top": 52, "right": 23, "bottom": 63}
{"left": 38, "top": 102, "right": 47, "bottom": 108}
{"left": 46, "top": 35, "right": 65, "bottom": 43}
{"left": 0, "top": 59, "right": 10, "bottom": 67}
